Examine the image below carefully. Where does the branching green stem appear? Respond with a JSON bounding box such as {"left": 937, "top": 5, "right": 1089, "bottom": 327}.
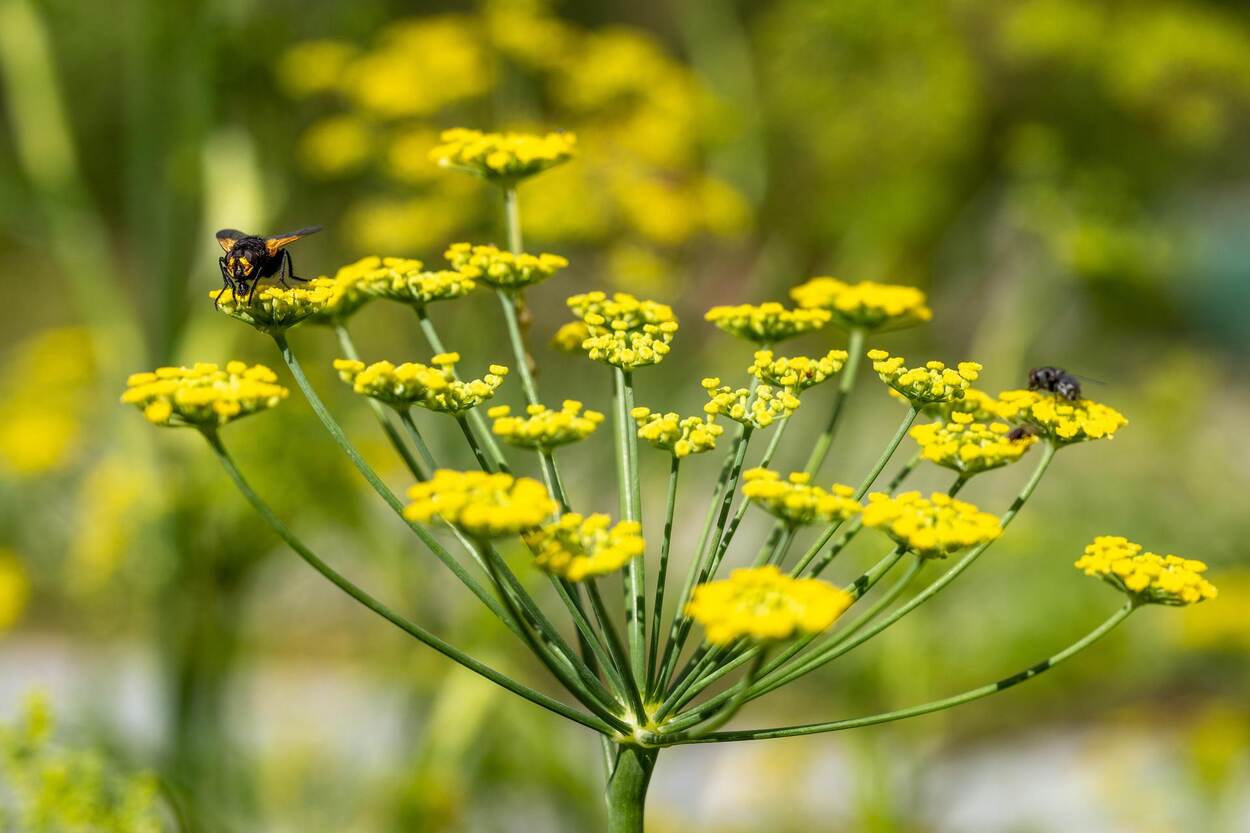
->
{"left": 803, "top": 327, "right": 865, "bottom": 476}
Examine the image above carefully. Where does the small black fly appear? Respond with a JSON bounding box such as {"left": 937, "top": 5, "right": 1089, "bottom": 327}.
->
{"left": 215, "top": 226, "right": 322, "bottom": 307}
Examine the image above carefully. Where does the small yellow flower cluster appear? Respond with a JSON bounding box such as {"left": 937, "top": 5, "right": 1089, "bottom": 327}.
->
{"left": 862, "top": 491, "right": 1002, "bottom": 558}
{"left": 359, "top": 265, "right": 477, "bottom": 307}
{"left": 489, "top": 401, "right": 604, "bottom": 449}
{"left": 631, "top": 407, "right": 723, "bottom": 457}
{"left": 704, "top": 303, "right": 830, "bottom": 344}
{"left": 0, "top": 550, "right": 29, "bottom": 633}
{"left": 524, "top": 513, "right": 645, "bottom": 581}
{"left": 934, "top": 388, "right": 1009, "bottom": 421}
{"left": 687, "top": 566, "right": 853, "bottom": 646}
{"left": 211, "top": 284, "right": 334, "bottom": 333}
{"left": 741, "top": 469, "right": 861, "bottom": 527}
{"left": 122, "top": 362, "right": 288, "bottom": 428}
{"left": 1075, "top": 536, "right": 1217, "bottom": 606}
{"left": 908, "top": 413, "right": 1036, "bottom": 475}
{"left": 748, "top": 349, "right": 848, "bottom": 391}
{"left": 702, "top": 378, "right": 800, "bottom": 429}
{"left": 997, "top": 390, "right": 1128, "bottom": 445}
{"left": 869, "top": 350, "right": 982, "bottom": 406}
{"left": 790, "top": 277, "right": 932, "bottom": 332}
{"left": 445, "top": 243, "right": 568, "bottom": 290}
{"left": 551, "top": 321, "right": 590, "bottom": 352}
{"left": 333, "top": 354, "right": 507, "bottom": 414}
{"left": 566, "top": 291, "right": 679, "bottom": 369}
{"left": 429, "top": 128, "right": 576, "bottom": 182}
{"left": 404, "top": 470, "right": 556, "bottom": 538}
{"left": 308, "top": 256, "right": 424, "bottom": 322}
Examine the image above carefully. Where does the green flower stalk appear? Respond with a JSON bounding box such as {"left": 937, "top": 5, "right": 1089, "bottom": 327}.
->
{"left": 126, "top": 126, "right": 1215, "bottom": 833}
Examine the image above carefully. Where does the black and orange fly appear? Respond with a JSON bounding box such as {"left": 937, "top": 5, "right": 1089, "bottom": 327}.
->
{"left": 215, "top": 226, "right": 321, "bottom": 306}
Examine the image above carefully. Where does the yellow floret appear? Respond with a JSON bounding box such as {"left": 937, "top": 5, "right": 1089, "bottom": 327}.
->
{"left": 211, "top": 284, "right": 334, "bottom": 334}
{"left": 687, "top": 566, "right": 853, "bottom": 646}
{"left": 861, "top": 491, "right": 1002, "bottom": 558}
{"left": 404, "top": 470, "right": 556, "bottom": 538}
{"left": 790, "top": 277, "right": 932, "bottom": 332}
{"left": 334, "top": 355, "right": 507, "bottom": 414}
{"left": 869, "top": 349, "right": 981, "bottom": 406}
{"left": 1074, "top": 536, "right": 1217, "bottom": 606}
{"left": 631, "top": 407, "right": 723, "bottom": 457}
{"left": 429, "top": 128, "right": 576, "bottom": 182}
{"left": 565, "top": 291, "right": 679, "bottom": 369}
{"left": 307, "top": 256, "right": 425, "bottom": 323}
{"left": 445, "top": 243, "right": 569, "bottom": 290}
{"left": 524, "top": 513, "right": 645, "bottom": 581}
{"left": 702, "top": 378, "right": 800, "bottom": 430}
{"left": 742, "top": 469, "right": 861, "bottom": 527}
{"left": 908, "top": 415, "right": 1036, "bottom": 475}
{"left": 997, "top": 390, "right": 1128, "bottom": 445}
{"left": 748, "top": 349, "right": 848, "bottom": 391}
{"left": 491, "top": 400, "right": 604, "bottom": 449}
{"left": 121, "top": 362, "right": 288, "bottom": 429}
{"left": 705, "top": 302, "right": 830, "bottom": 344}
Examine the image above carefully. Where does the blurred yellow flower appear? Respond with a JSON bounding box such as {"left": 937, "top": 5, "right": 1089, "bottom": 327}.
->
{"left": 862, "top": 491, "right": 1002, "bottom": 558}
{"left": 1075, "top": 536, "right": 1216, "bottom": 606}
{"left": 550, "top": 321, "right": 590, "bottom": 353}
{"left": 431, "top": 128, "right": 576, "bottom": 182}
{"left": 742, "top": 469, "right": 861, "bottom": 528}
{"left": 0, "top": 550, "right": 29, "bottom": 634}
{"left": 297, "top": 114, "right": 373, "bottom": 177}
{"left": 445, "top": 243, "right": 568, "bottom": 290}
{"left": 276, "top": 39, "right": 359, "bottom": 97}
{"left": 307, "top": 256, "right": 423, "bottom": 323}
{"left": 687, "top": 566, "right": 852, "bottom": 646}
{"left": 488, "top": 401, "right": 603, "bottom": 449}
{"left": 705, "top": 303, "right": 830, "bottom": 344}
{"left": 121, "top": 362, "right": 288, "bottom": 429}
{"left": 790, "top": 277, "right": 932, "bottom": 332}
{"left": 0, "top": 328, "right": 93, "bottom": 475}
{"left": 525, "top": 513, "right": 644, "bottom": 581}
{"left": 404, "top": 470, "right": 555, "bottom": 538}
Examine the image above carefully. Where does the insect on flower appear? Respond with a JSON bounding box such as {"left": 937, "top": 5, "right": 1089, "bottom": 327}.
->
{"left": 215, "top": 226, "right": 322, "bottom": 307}
{"left": 1027, "top": 366, "right": 1083, "bottom": 401}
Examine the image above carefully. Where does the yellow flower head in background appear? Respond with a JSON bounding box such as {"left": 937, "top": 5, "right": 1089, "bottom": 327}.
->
{"left": 631, "top": 407, "right": 723, "bottom": 457}
{"left": 869, "top": 350, "right": 981, "bottom": 406}
{"left": 525, "top": 513, "right": 645, "bottom": 581}
{"left": 566, "top": 291, "right": 679, "bottom": 369}
{"left": 404, "top": 470, "right": 556, "bottom": 538}
{"left": 333, "top": 354, "right": 507, "bottom": 414}
{"left": 790, "top": 277, "right": 932, "bottom": 332}
{"left": 361, "top": 266, "right": 478, "bottom": 308}
{"left": 687, "top": 566, "right": 853, "bottom": 646}
{"left": 121, "top": 362, "right": 288, "bottom": 428}
{"left": 702, "top": 378, "right": 800, "bottom": 430}
{"left": 742, "top": 469, "right": 861, "bottom": 527}
{"left": 0, "top": 550, "right": 29, "bottom": 634}
{"left": 1075, "top": 536, "right": 1217, "bottom": 606}
{"left": 748, "top": 349, "right": 848, "bottom": 392}
{"left": 550, "top": 321, "right": 590, "bottom": 353}
{"left": 308, "top": 256, "right": 423, "bottom": 322}
{"left": 445, "top": 243, "right": 568, "bottom": 291}
{"left": 0, "top": 328, "right": 93, "bottom": 476}
{"left": 705, "top": 303, "right": 831, "bottom": 344}
{"left": 997, "top": 390, "right": 1128, "bottom": 445}
{"left": 430, "top": 128, "right": 576, "bottom": 182}
{"left": 862, "top": 491, "right": 1002, "bottom": 558}
{"left": 488, "top": 400, "right": 604, "bottom": 449}
{"left": 909, "top": 413, "right": 1036, "bottom": 475}
{"left": 211, "top": 284, "right": 334, "bottom": 333}
{"left": 924, "top": 388, "right": 1008, "bottom": 421}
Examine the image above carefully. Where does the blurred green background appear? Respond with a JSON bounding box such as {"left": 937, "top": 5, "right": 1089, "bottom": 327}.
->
{"left": 0, "top": 0, "right": 1247, "bottom": 830}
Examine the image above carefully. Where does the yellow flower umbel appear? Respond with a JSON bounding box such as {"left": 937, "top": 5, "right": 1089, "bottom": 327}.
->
{"left": 1075, "top": 536, "right": 1217, "bottom": 606}
{"left": 869, "top": 350, "right": 981, "bottom": 406}
{"left": 333, "top": 354, "right": 507, "bottom": 415}
{"left": 997, "top": 390, "right": 1128, "bottom": 445}
{"left": 211, "top": 284, "right": 334, "bottom": 333}
{"left": 703, "top": 378, "right": 800, "bottom": 430}
{"left": 748, "top": 349, "right": 848, "bottom": 392}
{"left": 631, "top": 408, "right": 723, "bottom": 458}
{"left": 307, "top": 256, "right": 423, "bottom": 323}
{"left": 404, "top": 470, "right": 556, "bottom": 538}
{"left": 790, "top": 277, "right": 932, "bottom": 332}
{"left": 359, "top": 266, "right": 477, "bottom": 308}
{"left": 0, "top": 550, "right": 29, "bottom": 633}
{"left": 741, "top": 469, "right": 861, "bottom": 528}
{"left": 121, "top": 362, "right": 288, "bottom": 429}
{"left": 687, "top": 566, "right": 853, "bottom": 646}
{"left": 445, "top": 243, "right": 568, "bottom": 291}
{"left": 908, "top": 413, "right": 1036, "bottom": 475}
{"left": 862, "top": 491, "right": 1002, "bottom": 558}
{"left": 489, "top": 401, "right": 604, "bottom": 449}
{"left": 551, "top": 321, "right": 590, "bottom": 352}
{"left": 525, "top": 514, "right": 645, "bottom": 581}
{"left": 429, "top": 128, "right": 576, "bottom": 183}
{"left": 566, "top": 291, "right": 679, "bottom": 370}
{"left": 705, "top": 303, "right": 830, "bottom": 344}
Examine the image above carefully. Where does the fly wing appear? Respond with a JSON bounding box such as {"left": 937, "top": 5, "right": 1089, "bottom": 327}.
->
{"left": 264, "top": 225, "right": 322, "bottom": 256}
{"left": 216, "top": 229, "right": 248, "bottom": 252}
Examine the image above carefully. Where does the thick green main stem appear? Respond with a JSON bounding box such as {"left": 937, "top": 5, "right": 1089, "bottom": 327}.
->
{"left": 606, "top": 746, "right": 658, "bottom": 833}
{"left": 803, "top": 327, "right": 865, "bottom": 476}
{"left": 613, "top": 368, "right": 646, "bottom": 691}
{"left": 662, "top": 602, "right": 1135, "bottom": 744}
{"left": 202, "top": 431, "right": 613, "bottom": 735}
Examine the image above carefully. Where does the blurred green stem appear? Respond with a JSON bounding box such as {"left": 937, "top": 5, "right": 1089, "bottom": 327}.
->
{"left": 803, "top": 328, "right": 865, "bottom": 476}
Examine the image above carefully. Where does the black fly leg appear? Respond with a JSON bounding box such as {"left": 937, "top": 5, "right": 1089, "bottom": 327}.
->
{"left": 216, "top": 257, "right": 232, "bottom": 308}
{"left": 281, "top": 249, "right": 308, "bottom": 284}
